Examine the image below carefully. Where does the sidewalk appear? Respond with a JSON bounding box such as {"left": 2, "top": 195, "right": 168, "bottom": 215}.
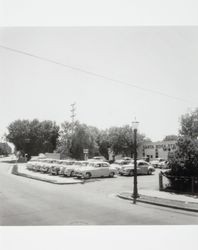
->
{"left": 118, "top": 189, "right": 198, "bottom": 212}
{"left": 12, "top": 164, "right": 83, "bottom": 185}
{"left": 0, "top": 155, "right": 17, "bottom": 163}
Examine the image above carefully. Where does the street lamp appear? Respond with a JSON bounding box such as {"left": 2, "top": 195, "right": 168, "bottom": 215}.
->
{"left": 132, "top": 119, "right": 139, "bottom": 204}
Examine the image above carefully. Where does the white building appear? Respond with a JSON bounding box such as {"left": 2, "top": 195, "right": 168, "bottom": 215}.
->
{"left": 138, "top": 140, "right": 177, "bottom": 161}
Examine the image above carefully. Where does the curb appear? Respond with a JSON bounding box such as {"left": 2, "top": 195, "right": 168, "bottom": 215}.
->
{"left": 11, "top": 164, "right": 83, "bottom": 185}
{"left": 117, "top": 193, "right": 198, "bottom": 213}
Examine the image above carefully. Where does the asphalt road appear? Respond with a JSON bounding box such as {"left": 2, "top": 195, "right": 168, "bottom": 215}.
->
{"left": 1, "top": 162, "right": 198, "bottom": 225}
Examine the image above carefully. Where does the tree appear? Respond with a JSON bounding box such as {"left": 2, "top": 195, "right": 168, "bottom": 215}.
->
{"left": 163, "top": 135, "right": 178, "bottom": 141}
{"left": 56, "top": 121, "right": 74, "bottom": 158}
{"left": 108, "top": 125, "right": 146, "bottom": 158}
{"left": 168, "top": 136, "right": 198, "bottom": 176}
{"left": 56, "top": 121, "right": 99, "bottom": 160}
{"left": 7, "top": 119, "right": 59, "bottom": 157}
{"left": 165, "top": 109, "right": 198, "bottom": 192}
{"left": 96, "top": 130, "right": 110, "bottom": 160}
{"left": 0, "top": 143, "right": 12, "bottom": 156}
{"left": 179, "top": 109, "right": 198, "bottom": 139}
{"left": 57, "top": 122, "right": 148, "bottom": 160}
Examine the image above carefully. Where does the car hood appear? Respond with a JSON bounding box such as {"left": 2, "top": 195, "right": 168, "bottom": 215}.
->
{"left": 121, "top": 164, "right": 135, "bottom": 170}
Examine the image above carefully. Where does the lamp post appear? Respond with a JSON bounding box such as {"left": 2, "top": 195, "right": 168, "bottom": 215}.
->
{"left": 132, "top": 119, "right": 139, "bottom": 204}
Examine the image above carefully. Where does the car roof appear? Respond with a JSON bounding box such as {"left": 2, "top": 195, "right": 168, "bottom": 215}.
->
{"left": 89, "top": 161, "right": 109, "bottom": 164}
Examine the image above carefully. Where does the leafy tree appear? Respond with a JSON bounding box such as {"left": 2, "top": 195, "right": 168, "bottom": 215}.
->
{"left": 163, "top": 135, "right": 178, "bottom": 141}
{"left": 0, "top": 142, "right": 12, "bottom": 156}
{"left": 56, "top": 121, "right": 99, "bottom": 160}
{"left": 57, "top": 122, "right": 147, "bottom": 160}
{"left": 165, "top": 109, "right": 198, "bottom": 192}
{"left": 168, "top": 136, "right": 198, "bottom": 176}
{"left": 96, "top": 130, "right": 110, "bottom": 160}
{"left": 56, "top": 121, "right": 74, "bottom": 158}
{"left": 179, "top": 109, "right": 198, "bottom": 139}
{"left": 108, "top": 125, "right": 146, "bottom": 158}
{"left": 167, "top": 108, "right": 198, "bottom": 176}
{"left": 7, "top": 119, "right": 59, "bottom": 157}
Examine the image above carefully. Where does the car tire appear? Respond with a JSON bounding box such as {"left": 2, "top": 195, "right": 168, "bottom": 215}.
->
{"left": 109, "top": 172, "right": 115, "bottom": 178}
{"left": 147, "top": 169, "right": 152, "bottom": 175}
{"left": 70, "top": 171, "right": 74, "bottom": 177}
{"left": 85, "top": 172, "right": 91, "bottom": 179}
{"left": 129, "top": 170, "right": 134, "bottom": 176}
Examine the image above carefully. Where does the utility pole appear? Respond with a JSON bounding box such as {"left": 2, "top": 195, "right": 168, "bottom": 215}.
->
{"left": 70, "top": 102, "right": 76, "bottom": 134}
{"left": 132, "top": 119, "right": 139, "bottom": 204}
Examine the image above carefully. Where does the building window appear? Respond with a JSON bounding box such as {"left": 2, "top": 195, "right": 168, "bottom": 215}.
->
{"left": 155, "top": 148, "right": 158, "bottom": 158}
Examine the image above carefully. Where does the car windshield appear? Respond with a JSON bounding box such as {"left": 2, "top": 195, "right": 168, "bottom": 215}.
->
{"left": 88, "top": 163, "right": 103, "bottom": 168}
{"left": 88, "top": 163, "right": 96, "bottom": 167}
{"left": 61, "top": 161, "right": 75, "bottom": 165}
{"left": 74, "top": 162, "right": 88, "bottom": 167}
{"left": 80, "top": 162, "right": 88, "bottom": 166}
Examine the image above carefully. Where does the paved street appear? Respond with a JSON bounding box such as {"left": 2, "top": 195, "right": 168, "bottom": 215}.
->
{"left": 0, "top": 162, "right": 198, "bottom": 225}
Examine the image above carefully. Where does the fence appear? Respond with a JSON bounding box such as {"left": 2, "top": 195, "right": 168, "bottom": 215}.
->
{"left": 159, "top": 171, "right": 198, "bottom": 194}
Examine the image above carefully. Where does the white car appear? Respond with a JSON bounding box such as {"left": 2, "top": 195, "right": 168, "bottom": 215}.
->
{"left": 88, "top": 156, "right": 107, "bottom": 162}
{"left": 119, "top": 160, "right": 155, "bottom": 176}
{"left": 26, "top": 160, "right": 35, "bottom": 170}
{"left": 111, "top": 159, "right": 132, "bottom": 171}
{"left": 58, "top": 160, "right": 76, "bottom": 176}
{"left": 63, "top": 161, "right": 89, "bottom": 177}
{"left": 158, "top": 160, "right": 170, "bottom": 169}
{"left": 150, "top": 158, "right": 166, "bottom": 168}
{"left": 75, "top": 161, "right": 117, "bottom": 179}
{"left": 122, "top": 157, "right": 133, "bottom": 161}
{"left": 27, "top": 158, "right": 46, "bottom": 171}
{"left": 39, "top": 159, "right": 57, "bottom": 173}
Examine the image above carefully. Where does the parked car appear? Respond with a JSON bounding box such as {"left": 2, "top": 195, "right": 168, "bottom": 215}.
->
{"left": 63, "top": 161, "right": 89, "bottom": 177}
{"left": 119, "top": 160, "right": 155, "bottom": 176}
{"left": 32, "top": 161, "right": 43, "bottom": 172}
{"left": 39, "top": 159, "right": 57, "bottom": 173}
{"left": 111, "top": 159, "right": 132, "bottom": 171}
{"left": 158, "top": 160, "right": 170, "bottom": 169}
{"left": 122, "top": 157, "right": 133, "bottom": 161}
{"left": 56, "top": 160, "right": 76, "bottom": 176}
{"left": 75, "top": 161, "right": 117, "bottom": 179}
{"left": 26, "top": 161, "right": 35, "bottom": 170}
{"left": 88, "top": 156, "right": 108, "bottom": 162}
{"left": 48, "top": 161, "right": 63, "bottom": 175}
{"left": 150, "top": 158, "right": 166, "bottom": 168}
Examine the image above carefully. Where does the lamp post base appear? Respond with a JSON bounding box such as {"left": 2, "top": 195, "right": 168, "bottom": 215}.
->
{"left": 131, "top": 193, "right": 140, "bottom": 204}
{"left": 131, "top": 193, "right": 140, "bottom": 199}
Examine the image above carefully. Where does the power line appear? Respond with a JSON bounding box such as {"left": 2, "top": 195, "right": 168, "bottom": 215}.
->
{"left": 0, "top": 44, "right": 192, "bottom": 103}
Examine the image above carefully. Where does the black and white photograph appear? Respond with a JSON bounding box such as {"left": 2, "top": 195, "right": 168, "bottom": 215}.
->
{"left": 1, "top": 26, "right": 198, "bottom": 226}
{"left": 1, "top": 1, "right": 198, "bottom": 250}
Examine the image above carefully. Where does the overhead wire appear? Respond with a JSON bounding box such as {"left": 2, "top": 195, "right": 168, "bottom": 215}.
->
{"left": 0, "top": 44, "right": 192, "bottom": 103}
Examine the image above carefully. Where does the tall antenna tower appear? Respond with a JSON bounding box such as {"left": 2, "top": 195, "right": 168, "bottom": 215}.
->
{"left": 70, "top": 102, "right": 76, "bottom": 134}
{"left": 70, "top": 102, "right": 76, "bottom": 124}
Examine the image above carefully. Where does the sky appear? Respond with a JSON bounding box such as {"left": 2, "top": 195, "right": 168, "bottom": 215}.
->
{"left": 0, "top": 27, "right": 198, "bottom": 142}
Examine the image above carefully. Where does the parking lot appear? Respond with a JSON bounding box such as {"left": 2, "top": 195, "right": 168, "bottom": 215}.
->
{"left": 1, "top": 161, "right": 198, "bottom": 225}
{"left": 17, "top": 158, "right": 160, "bottom": 190}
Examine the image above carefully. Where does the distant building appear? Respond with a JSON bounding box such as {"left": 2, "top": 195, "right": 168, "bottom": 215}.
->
{"left": 138, "top": 140, "right": 177, "bottom": 161}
